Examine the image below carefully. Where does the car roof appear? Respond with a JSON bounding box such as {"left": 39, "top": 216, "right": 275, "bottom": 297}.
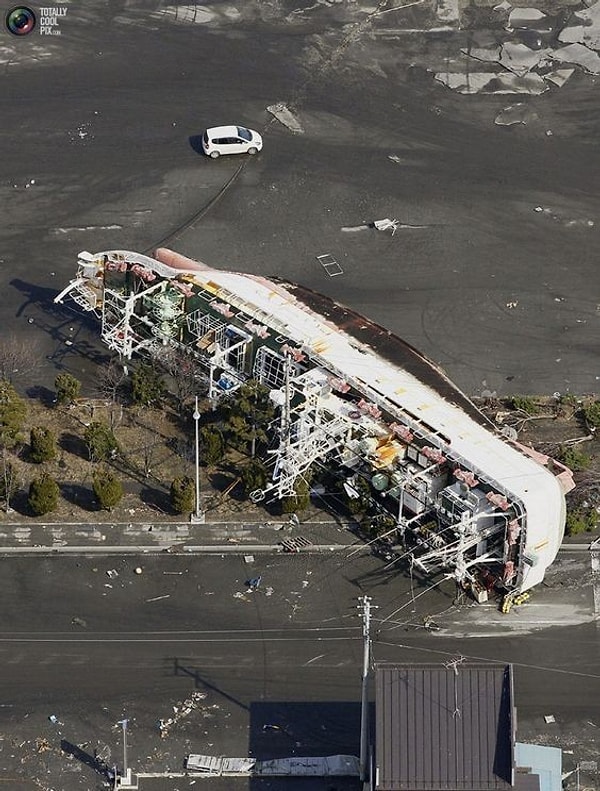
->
{"left": 206, "top": 125, "right": 246, "bottom": 137}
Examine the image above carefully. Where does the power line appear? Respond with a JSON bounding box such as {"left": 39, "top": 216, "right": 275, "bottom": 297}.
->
{"left": 373, "top": 638, "right": 600, "bottom": 682}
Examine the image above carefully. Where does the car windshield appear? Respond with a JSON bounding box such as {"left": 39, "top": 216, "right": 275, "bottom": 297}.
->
{"left": 237, "top": 127, "right": 252, "bottom": 141}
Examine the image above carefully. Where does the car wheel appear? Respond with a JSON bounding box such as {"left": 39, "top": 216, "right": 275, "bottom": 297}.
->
{"left": 210, "top": 151, "right": 220, "bottom": 159}
{"left": 248, "top": 147, "right": 258, "bottom": 155}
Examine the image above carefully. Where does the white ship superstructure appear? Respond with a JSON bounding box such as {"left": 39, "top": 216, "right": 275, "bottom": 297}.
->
{"left": 55, "top": 248, "right": 575, "bottom": 595}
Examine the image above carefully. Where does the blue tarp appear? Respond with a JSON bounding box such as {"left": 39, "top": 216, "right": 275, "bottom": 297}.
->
{"left": 515, "top": 742, "right": 562, "bottom": 791}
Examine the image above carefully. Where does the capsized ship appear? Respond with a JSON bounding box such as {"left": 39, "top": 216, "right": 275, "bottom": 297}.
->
{"left": 55, "top": 248, "right": 575, "bottom": 595}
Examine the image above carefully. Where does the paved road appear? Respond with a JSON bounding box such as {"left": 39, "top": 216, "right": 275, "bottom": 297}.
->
{"left": 0, "top": 552, "right": 597, "bottom": 788}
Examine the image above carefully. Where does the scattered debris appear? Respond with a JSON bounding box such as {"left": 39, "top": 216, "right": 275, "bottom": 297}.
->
{"left": 494, "top": 103, "right": 539, "bottom": 126}
{"left": 558, "top": 1, "right": 600, "bottom": 49}
{"left": 36, "top": 738, "right": 51, "bottom": 753}
{"left": 436, "top": 0, "right": 459, "bottom": 25}
{"left": 544, "top": 714, "right": 556, "bottom": 724}
{"left": 316, "top": 253, "right": 344, "bottom": 277}
{"left": 266, "top": 103, "right": 304, "bottom": 134}
{"left": 434, "top": 71, "right": 548, "bottom": 94}
{"left": 341, "top": 224, "right": 371, "bottom": 232}
{"left": 247, "top": 576, "right": 262, "bottom": 591}
{"left": 461, "top": 46, "right": 501, "bottom": 63}
{"left": 146, "top": 594, "right": 170, "bottom": 603}
{"left": 508, "top": 7, "right": 551, "bottom": 30}
{"left": 373, "top": 218, "right": 399, "bottom": 235}
{"left": 158, "top": 691, "right": 206, "bottom": 738}
{"left": 531, "top": 205, "right": 595, "bottom": 227}
{"left": 106, "top": 569, "right": 119, "bottom": 579}
{"left": 244, "top": 555, "right": 255, "bottom": 564}
{"left": 544, "top": 68, "right": 574, "bottom": 87}
{"left": 552, "top": 43, "right": 600, "bottom": 75}
{"left": 499, "top": 42, "right": 550, "bottom": 76}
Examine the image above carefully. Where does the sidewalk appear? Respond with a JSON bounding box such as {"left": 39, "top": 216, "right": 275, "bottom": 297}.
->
{"left": 0, "top": 514, "right": 593, "bottom": 556}
{"left": 0, "top": 516, "right": 364, "bottom": 555}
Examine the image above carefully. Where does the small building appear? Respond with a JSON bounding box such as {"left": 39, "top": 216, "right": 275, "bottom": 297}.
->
{"left": 374, "top": 663, "right": 557, "bottom": 791}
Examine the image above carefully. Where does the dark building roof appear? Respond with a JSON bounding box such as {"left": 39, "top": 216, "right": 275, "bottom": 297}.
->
{"left": 513, "top": 774, "right": 541, "bottom": 791}
{"left": 375, "top": 663, "right": 514, "bottom": 791}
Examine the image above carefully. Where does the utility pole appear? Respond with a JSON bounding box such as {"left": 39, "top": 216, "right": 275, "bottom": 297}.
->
{"left": 117, "top": 718, "right": 129, "bottom": 784}
{"left": 358, "top": 595, "right": 375, "bottom": 784}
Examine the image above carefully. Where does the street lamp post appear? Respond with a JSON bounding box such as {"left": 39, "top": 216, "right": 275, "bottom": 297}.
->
{"left": 191, "top": 395, "right": 205, "bottom": 523}
{"left": 115, "top": 718, "right": 130, "bottom": 787}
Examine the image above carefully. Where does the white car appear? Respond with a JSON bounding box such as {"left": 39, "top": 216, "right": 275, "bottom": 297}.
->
{"left": 202, "top": 125, "right": 263, "bottom": 158}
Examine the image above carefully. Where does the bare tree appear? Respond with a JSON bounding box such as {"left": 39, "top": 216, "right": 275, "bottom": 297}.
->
{"left": 97, "top": 357, "right": 128, "bottom": 428}
{"left": 156, "top": 347, "right": 205, "bottom": 410}
{"left": 0, "top": 334, "right": 40, "bottom": 383}
{"left": 0, "top": 447, "right": 18, "bottom": 513}
{"left": 97, "top": 358, "right": 127, "bottom": 401}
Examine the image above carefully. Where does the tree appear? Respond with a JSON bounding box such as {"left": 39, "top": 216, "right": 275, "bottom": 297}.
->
{"left": 131, "top": 363, "right": 164, "bottom": 406}
{"left": 0, "top": 334, "right": 40, "bottom": 383}
{"left": 0, "top": 380, "right": 27, "bottom": 449}
{"left": 98, "top": 358, "right": 127, "bottom": 428}
{"left": 555, "top": 444, "right": 590, "bottom": 472}
{"left": 0, "top": 452, "right": 19, "bottom": 512}
{"left": 84, "top": 421, "right": 119, "bottom": 462}
{"left": 29, "top": 427, "right": 57, "bottom": 463}
{"left": 93, "top": 467, "right": 124, "bottom": 510}
{"left": 362, "top": 513, "right": 397, "bottom": 539}
{"left": 240, "top": 459, "right": 268, "bottom": 498}
{"left": 583, "top": 400, "right": 600, "bottom": 429}
{"left": 55, "top": 373, "right": 81, "bottom": 406}
{"left": 156, "top": 347, "right": 204, "bottom": 411}
{"left": 566, "top": 508, "right": 599, "bottom": 536}
{"left": 98, "top": 357, "right": 127, "bottom": 404}
{"left": 281, "top": 476, "right": 311, "bottom": 514}
{"left": 28, "top": 472, "right": 59, "bottom": 516}
{"left": 509, "top": 395, "right": 540, "bottom": 415}
{"left": 222, "top": 380, "right": 274, "bottom": 455}
{"left": 200, "top": 425, "right": 225, "bottom": 466}
{"left": 170, "top": 476, "right": 195, "bottom": 514}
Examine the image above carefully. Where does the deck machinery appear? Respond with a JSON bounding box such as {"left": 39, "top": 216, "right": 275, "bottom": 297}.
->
{"left": 55, "top": 248, "right": 575, "bottom": 596}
